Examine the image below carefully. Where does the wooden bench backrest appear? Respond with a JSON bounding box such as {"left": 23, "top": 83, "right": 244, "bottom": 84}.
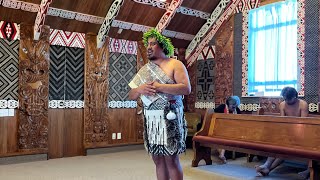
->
{"left": 257, "top": 107, "right": 320, "bottom": 117}
{"left": 209, "top": 113, "right": 320, "bottom": 152}
{"left": 196, "top": 108, "right": 215, "bottom": 136}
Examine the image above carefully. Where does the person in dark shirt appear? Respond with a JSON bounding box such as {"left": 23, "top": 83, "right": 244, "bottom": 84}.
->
{"left": 214, "top": 96, "right": 241, "bottom": 163}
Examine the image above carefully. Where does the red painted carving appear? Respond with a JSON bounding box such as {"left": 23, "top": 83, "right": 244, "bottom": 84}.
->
{"left": 259, "top": 97, "right": 283, "bottom": 113}
{"left": 84, "top": 34, "right": 110, "bottom": 146}
{"left": 18, "top": 24, "right": 50, "bottom": 149}
{"left": 186, "top": 63, "right": 196, "bottom": 112}
{"left": 136, "top": 41, "right": 148, "bottom": 140}
{"left": 214, "top": 18, "right": 234, "bottom": 105}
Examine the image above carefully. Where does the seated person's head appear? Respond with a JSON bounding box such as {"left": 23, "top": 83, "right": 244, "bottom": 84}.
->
{"left": 226, "top": 96, "right": 240, "bottom": 112}
{"left": 281, "top": 87, "right": 298, "bottom": 105}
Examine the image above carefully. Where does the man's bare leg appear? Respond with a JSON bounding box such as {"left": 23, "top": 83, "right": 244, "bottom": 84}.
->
{"left": 255, "top": 157, "right": 276, "bottom": 176}
{"left": 298, "top": 169, "right": 310, "bottom": 179}
{"left": 152, "top": 155, "right": 169, "bottom": 180}
{"left": 164, "top": 154, "right": 183, "bottom": 180}
{"left": 218, "top": 149, "right": 227, "bottom": 163}
{"left": 269, "top": 158, "right": 284, "bottom": 171}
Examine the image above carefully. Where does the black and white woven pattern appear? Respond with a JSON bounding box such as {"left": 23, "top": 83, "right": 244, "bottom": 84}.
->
{"left": 65, "top": 47, "right": 84, "bottom": 100}
{"left": 108, "top": 52, "right": 136, "bottom": 101}
{"left": 196, "top": 59, "right": 214, "bottom": 102}
{"left": 49, "top": 45, "right": 85, "bottom": 101}
{"left": 49, "top": 45, "right": 66, "bottom": 100}
{"left": 304, "top": 0, "right": 319, "bottom": 103}
{"left": 0, "top": 39, "right": 19, "bottom": 100}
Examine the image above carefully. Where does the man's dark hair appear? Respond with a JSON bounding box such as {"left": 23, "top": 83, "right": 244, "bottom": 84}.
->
{"left": 281, "top": 87, "right": 298, "bottom": 100}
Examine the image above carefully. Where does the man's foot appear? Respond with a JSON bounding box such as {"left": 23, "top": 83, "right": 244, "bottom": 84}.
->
{"left": 298, "top": 169, "right": 310, "bottom": 180}
{"left": 255, "top": 165, "right": 270, "bottom": 177}
{"left": 218, "top": 155, "right": 227, "bottom": 164}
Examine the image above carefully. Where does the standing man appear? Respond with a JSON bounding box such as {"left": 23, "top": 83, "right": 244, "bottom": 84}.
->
{"left": 255, "top": 87, "right": 309, "bottom": 177}
{"left": 129, "top": 28, "right": 191, "bottom": 180}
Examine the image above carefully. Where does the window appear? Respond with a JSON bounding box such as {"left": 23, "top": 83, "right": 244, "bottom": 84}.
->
{"left": 248, "top": 0, "right": 298, "bottom": 96}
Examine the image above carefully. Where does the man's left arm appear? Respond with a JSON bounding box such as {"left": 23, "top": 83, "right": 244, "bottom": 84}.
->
{"left": 153, "top": 60, "right": 191, "bottom": 95}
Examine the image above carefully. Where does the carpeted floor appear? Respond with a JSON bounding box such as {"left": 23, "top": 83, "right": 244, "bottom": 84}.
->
{"left": 0, "top": 145, "right": 306, "bottom": 180}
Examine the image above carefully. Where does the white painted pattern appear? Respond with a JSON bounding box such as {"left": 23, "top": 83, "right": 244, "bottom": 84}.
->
{"left": 1, "top": 0, "right": 39, "bottom": 12}
{"left": 48, "top": 100, "right": 84, "bottom": 108}
{"left": 186, "top": 0, "right": 231, "bottom": 59}
{"left": 108, "top": 101, "right": 137, "bottom": 108}
{"left": 187, "top": 0, "right": 241, "bottom": 67}
{"left": 34, "top": 0, "right": 52, "bottom": 40}
{"left": 0, "top": 100, "right": 18, "bottom": 108}
{"left": 194, "top": 102, "right": 215, "bottom": 109}
{"left": 97, "top": 0, "right": 124, "bottom": 48}
{"left": 133, "top": 0, "right": 210, "bottom": 20}
{"left": 1, "top": 0, "right": 194, "bottom": 42}
{"left": 155, "top": 0, "right": 183, "bottom": 32}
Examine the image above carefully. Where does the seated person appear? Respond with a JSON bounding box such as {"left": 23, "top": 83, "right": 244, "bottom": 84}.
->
{"left": 255, "top": 87, "right": 309, "bottom": 177}
{"left": 214, "top": 96, "right": 241, "bottom": 163}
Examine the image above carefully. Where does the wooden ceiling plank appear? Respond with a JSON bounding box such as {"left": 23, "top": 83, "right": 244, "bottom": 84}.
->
{"left": 97, "top": 0, "right": 124, "bottom": 48}
{"left": 111, "top": 19, "right": 194, "bottom": 41}
{"left": 185, "top": 0, "right": 232, "bottom": 58}
{"left": 132, "top": 0, "right": 210, "bottom": 20}
{"left": 155, "top": 0, "right": 183, "bottom": 33}
{"left": 34, "top": 0, "right": 53, "bottom": 40}
{"left": 186, "top": 0, "right": 242, "bottom": 67}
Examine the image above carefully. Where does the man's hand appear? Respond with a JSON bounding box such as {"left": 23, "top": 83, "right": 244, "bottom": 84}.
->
{"left": 137, "top": 82, "right": 156, "bottom": 96}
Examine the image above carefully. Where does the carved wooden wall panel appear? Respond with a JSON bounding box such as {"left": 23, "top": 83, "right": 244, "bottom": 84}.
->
{"left": 136, "top": 41, "right": 148, "bottom": 141}
{"left": 214, "top": 17, "right": 234, "bottom": 105}
{"left": 0, "top": 110, "right": 18, "bottom": 155}
{"left": 18, "top": 24, "right": 50, "bottom": 150}
{"left": 84, "top": 34, "right": 110, "bottom": 148}
{"left": 259, "top": 97, "right": 283, "bottom": 113}
{"left": 186, "top": 62, "right": 197, "bottom": 112}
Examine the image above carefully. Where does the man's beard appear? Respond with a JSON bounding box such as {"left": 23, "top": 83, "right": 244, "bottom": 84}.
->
{"left": 148, "top": 55, "right": 157, "bottom": 61}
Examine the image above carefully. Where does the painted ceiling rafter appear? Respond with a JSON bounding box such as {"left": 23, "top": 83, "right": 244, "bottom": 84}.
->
{"left": 97, "top": 0, "right": 124, "bottom": 48}
{"left": 155, "top": 0, "right": 183, "bottom": 33}
{"left": 187, "top": 0, "right": 242, "bottom": 67}
{"left": 132, "top": 0, "right": 210, "bottom": 19}
{"left": 185, "top": 0, "right": 231, "bottom": 58}
{"left": 34, "top": 0, "right": 53, "bottom": 40}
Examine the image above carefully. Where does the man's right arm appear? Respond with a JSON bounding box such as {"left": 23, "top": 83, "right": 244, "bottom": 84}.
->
{"left": 279, "top": 102, "right": 285, "bottom": 116}
{"left": 128, "top": 83, "right": 156, "bottom": 100}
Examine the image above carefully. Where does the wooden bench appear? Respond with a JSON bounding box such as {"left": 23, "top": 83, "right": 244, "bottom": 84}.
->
{"left": 192, "top": 111, "right": 320, "bottom": 180}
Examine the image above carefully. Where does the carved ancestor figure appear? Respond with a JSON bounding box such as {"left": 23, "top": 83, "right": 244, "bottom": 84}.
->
{"left": 214, "top": 18, "right": 234, "bottom": 105}
{"left": 18, "top": 25, "right": 50, "bottom": 149}
{"left": 84, "top": 35, "right": 110, "bottom": 146}
{"left": 136, "top": 41, "right": 148, "bottom": 140}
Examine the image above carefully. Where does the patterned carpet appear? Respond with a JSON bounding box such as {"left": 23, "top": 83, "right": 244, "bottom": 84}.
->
{"left": 0, "top": 146, "right": 306, "bottom": 180}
